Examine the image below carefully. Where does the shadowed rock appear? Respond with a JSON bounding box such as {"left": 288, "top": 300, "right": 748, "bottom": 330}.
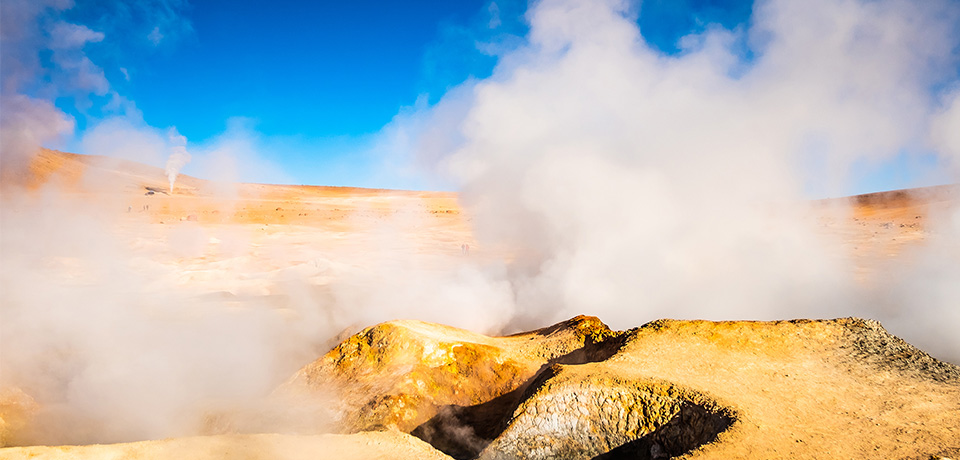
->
{"left": 477, "top": 365, "right": 734, "bottom": 460}
{"left": 593, "top": 403, "right": 733, "bottom": 460}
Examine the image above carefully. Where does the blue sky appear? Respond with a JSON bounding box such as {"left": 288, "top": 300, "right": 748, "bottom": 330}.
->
{"left": 7, "top": 0, "right": 956, "bottom": 193}
{"left": 64, "top": 0, "right": 752, "bottom": 141}
{"left": 112, "top": 1, "right": 495, "bottom": 140}
{"left": 43, "top": 0, "right": 518, "bottom": 186}
{"left": 39, "top": 0, "right": 764, "bottom": 188}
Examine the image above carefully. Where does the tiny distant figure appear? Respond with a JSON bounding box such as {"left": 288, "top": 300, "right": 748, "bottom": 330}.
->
{"left": 461, "top": 243, "right": 470, "bottom": 256}
{"left": 127, "top": 206, "right": 132, "bottom": 213}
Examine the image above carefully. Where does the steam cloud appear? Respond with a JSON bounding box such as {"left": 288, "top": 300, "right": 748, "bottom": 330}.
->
{"left": 398, "top": 0, "right": 960, "bottom": 357}
{"left": 0, "top": 94, "right": 74, "bottom": 178}
{"left": 2, "top": 0, "right": 960, "bottom": 449}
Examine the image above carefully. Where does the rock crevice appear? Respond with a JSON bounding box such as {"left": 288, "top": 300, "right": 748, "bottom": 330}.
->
{"left": 477, "top": 366, "right": 734, "bottom": 460}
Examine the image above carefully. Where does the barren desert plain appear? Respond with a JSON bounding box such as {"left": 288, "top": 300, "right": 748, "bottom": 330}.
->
{"left": 1, "top": 150, "right": 959, "bottom": 459}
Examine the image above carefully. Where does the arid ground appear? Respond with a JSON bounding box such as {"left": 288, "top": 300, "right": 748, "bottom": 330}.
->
{"left": 1, "top": 150, "right": 958, "bottom": 459}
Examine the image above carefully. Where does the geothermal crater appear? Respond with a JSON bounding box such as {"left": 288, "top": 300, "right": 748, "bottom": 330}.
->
{"left": 2, "top": 151, "right": 960, "bottom": 459}
{"left": 272, "top": 316, "right": 960, "bottom": 460}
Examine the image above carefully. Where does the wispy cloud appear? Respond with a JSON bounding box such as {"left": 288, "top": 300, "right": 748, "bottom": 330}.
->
{"left": 147, "top": 26, "right": 163, "bottom": 45}
{"left": 48, "top": 21, "right": 104, "bottom": 49}
{"left": 488, "top": 2, "right": 502, "bottom": 29}
{"left": 0, "top": 0, "right": 195, "bottom": 163}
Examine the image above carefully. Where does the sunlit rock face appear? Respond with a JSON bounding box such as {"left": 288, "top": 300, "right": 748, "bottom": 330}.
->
{"left": 279, "top": 317, "right": 960, "bottom": 460}
{"left": 0, "top": 388, "right": 38, "bottom": 448}
{"left": 477, "top": 367, "right": 733, "bottom": 460}
{"left": 278, "top": 316, "right": 624, "bottom": 436}
{"left": 3, "top": 316, "right": 960, "bottom": 459}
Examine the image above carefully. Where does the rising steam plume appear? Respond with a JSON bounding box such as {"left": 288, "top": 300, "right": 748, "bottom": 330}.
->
{"left": 164, "top": 129, "right": 191, "bottom": 193}
{"left": 399, "top": 0, "right": 960, "bottom": 358}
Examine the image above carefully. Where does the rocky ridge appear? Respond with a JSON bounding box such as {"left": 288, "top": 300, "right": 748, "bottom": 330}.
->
{"left": 277, "top": 316, "right": 960, "bottom": 460}
{"left": 2, "top": 316, "right": 958, "bottom": 459}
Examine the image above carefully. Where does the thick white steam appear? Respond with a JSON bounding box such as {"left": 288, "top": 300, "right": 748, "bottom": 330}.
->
{"left": 3, "top": 0, "right": 960, "bottom": 448}
{"left": 398, "top": 0, "right": 960, "bottom": 359}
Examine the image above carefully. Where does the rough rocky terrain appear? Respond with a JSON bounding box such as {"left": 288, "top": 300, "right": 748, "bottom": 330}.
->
{"left": 7, "top": 315, "right": 956, "bottom": 460}
{"left": 277, "top": 316, "right": 622, "bottom": 455}
{"left": 2, "top": 151, "right": 959, "bottom": 459}
{"left": 280, "top": 316, "right": 960, "bottom": 460}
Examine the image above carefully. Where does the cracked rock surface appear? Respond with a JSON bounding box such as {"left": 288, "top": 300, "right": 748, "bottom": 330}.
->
{"left": 280, "top": 316, "right": 960, "bottom": 460}
{"left": 478, "top": 366, "right": 733, "bottom": 460}
{"left": 7, "top": 317, "right": 957, "bottom": 460}
{"left": 278, "top": 315, "right": 622, "bottom": 435}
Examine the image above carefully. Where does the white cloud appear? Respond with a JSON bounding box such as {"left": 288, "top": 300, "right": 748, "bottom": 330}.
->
{"left": 0, "top": 0, "right": 194, "bottom": 175}
{"left": 45, "top": 21, "right": 110, "bottom": 96}
{"left": 488, "top": 2, "right": 502, "bottom": 29}
{"left": 48, "top": 22, "right": 104, "bottom": 49}
{"left": 147, "top": 26, "right": 163, "bottom": 45}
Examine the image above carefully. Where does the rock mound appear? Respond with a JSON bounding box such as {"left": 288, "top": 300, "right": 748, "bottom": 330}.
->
{"left": 479, "top": 365, "right": 733, "bottom": 460}
{"left": 5, "top": 316, "right": 958, "bottom": 459}
{"left": 278, "top": 315, "right": 623, "bottom": 438}
{"left": 283, "top": 316, "right": 960, "bottom": 460}
{"left": 0, "top": 388, "right": 37, "bottom": 448}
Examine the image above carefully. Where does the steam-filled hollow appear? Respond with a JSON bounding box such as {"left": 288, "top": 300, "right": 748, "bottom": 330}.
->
{"left": 3, "top": 0, "right": 960, "bottom": 458}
